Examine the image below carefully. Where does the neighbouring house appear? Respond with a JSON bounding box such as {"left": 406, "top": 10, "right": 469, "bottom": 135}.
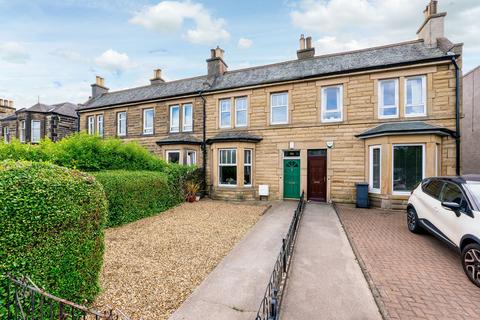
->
{"left": 78, "top": 0, "right": 462, "bottom": 208}
{"left": 0, "top": 101, "right": 79, "bottom": 143}
{"left": 462, "top": 66, "right": 480, "bottom": 174}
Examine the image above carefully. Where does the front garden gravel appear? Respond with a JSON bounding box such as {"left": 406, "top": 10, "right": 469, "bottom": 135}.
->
{"left": 94, "top": 200, "right": 266, "bottom": 319}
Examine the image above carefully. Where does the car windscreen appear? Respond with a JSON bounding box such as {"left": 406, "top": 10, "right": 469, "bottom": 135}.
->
{"left": 466, "top": 183, "right": 480, "bottom": 209}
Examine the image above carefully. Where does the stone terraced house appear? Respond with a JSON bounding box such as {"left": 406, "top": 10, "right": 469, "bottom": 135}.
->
{"left": 78, "top": 1, "right": 463, "bottom": 208}
{"left": 0, "top": 101, "right": 78, "bottom": 143}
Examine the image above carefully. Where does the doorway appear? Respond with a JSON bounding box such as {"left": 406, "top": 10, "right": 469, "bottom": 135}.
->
{"left": 307, "top": 149, "right": 327, "bottom": 202}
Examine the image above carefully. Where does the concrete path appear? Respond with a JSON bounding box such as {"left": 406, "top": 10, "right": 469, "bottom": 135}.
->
{"left": 169, "top": 201, "right": 297, "bottom": 320}
{"left": 280, "top": 203, "right": 382, "bottom": 320}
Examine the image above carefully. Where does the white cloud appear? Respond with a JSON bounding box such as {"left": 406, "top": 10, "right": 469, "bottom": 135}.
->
{"left": 315, "top": 36, "right": 363, "bottom": 54}
{"left": 94, "top": 49, "right": 136, "bottom": 74}
{"left": 238, "top": 38, "right": 253, "bottom": 49}
{"left": 0, "top": 42, "right": 30, "bottom": 64}
{"left": 130, "top": 1, "right": 230, "bottom": 44}
{"left": 51, "top": 49, "right": 89, "bottom": 63}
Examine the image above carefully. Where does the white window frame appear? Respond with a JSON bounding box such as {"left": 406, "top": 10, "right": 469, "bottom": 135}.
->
{"left": 19, "top": 120, "right": 26, "bottom": 143}
{"left": 143, "top": 108, "right": 154, "bottom": 135}
{"left": 321, "top": 85, "right": 343, "bottom": 122}
{"left": 87, "top": 116, "right": 95, "bottom": 135}
{"left": 182, "top": 104, "right": 193, "bottom": 132}
{"left": 117, "top": 112, "right": 127, "bottom": 136}
{"left": 31, "top": 120, "right": 41, "bottom": 143}
{"left": 378, "top": 79, "right": 399, "bottom": 119}
{"left": 219, "top": 99, "right": 231, "bottom": 129}
{"left": 244, "top": 149, "right": 253, "bottom": 187}
{"left": 235, "top": 96, "right": 248, "bottom": 127}
{"left": 218, "top": 148, "right": 237, "bottom": 187}
{"left": 96, "top": 115, "right": 104, "bottom": 137}
{"left": 166, "top": 150, "right": 181, "bottom": 164}
{"left": 186, "top": 150, "right": 196, "bottom": 165}
{"left": 169, "top": 105, "right": 180, "bottom": 133}
{"left": 3, "top": 127, "right": 9, "bottom": 143}
{"left": 392, "top": 144, "right": 425, "bottom": 196}
{"left": 369, "top": 145, "right": 382, "bottom": 194}
{"left": 404, "top": 75, "right": 427, "bottom": 117}
{"left": 270, "top": 92, "right": 289, "bottom": 125}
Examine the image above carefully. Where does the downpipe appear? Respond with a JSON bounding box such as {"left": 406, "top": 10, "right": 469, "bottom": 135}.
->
{"left": 449, "top": 53, "right": 461, "bottom": 176}
{"left": 199, "top": 91, "right": 208, "bottom": 196}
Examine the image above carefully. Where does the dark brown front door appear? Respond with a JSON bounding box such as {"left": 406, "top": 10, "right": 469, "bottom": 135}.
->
{"left": 307, "top": 150, "right": 327, "bottom": 202}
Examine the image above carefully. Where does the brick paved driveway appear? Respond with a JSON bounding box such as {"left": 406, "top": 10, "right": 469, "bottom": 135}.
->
{"left": 336, "top": 205, "right": 480, "bottom": 320}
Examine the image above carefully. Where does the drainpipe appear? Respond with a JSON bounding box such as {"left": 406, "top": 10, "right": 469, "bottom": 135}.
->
{"left": 449, "top": 53, "right": 461, "bottom": 176}
{"left": 198, "top": 90, "right": 208, "bottom": 196}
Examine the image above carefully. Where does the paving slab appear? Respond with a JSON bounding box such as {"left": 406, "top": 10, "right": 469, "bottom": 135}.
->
{"left": 169, "top": 201, "right": 296, "bottom": 320}
{"left": 280, "top": 203, "right": 382, "bottom": 320}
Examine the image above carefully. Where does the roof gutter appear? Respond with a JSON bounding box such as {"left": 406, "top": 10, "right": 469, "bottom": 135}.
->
{"left": 449, "top": 54, "right": 461, "bottom": 176}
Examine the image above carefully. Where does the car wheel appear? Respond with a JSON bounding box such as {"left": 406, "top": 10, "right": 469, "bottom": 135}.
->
{"left": 462, "top": 243, "right": 480, "bottom": 288}
{"left": 407, "top": 207, "right": 422, "bottom": 234}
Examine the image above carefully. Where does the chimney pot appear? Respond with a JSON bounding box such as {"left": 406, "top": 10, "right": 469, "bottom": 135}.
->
{"left": 299, "top": 34, "right": 306, "bottom": 50}
{"left": 417, "top": 0, "right": 446, "bottom": 48}
{"left": 9, "top": 100, "right": 14, "bottom": 108}
{"left": 297, "top": 34, "right": 315, "bottom": 59}
{"left": 306, "top": 36, "right": 312, "bottom": 49}
{"left": 0, "top": 99, "right": 3, "bottom": 107}
{"left": 150, "top": 68, "right": 165, "bottom": 85}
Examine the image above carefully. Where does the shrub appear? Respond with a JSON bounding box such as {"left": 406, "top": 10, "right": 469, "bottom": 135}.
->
{"left": 93, "top": 169, "right": 192, "bottom": 227}
{"left": 0, "top": 161, "right": 107, "bottom": 314}
{"left": 0, "top": 133, "right": 167, "bottom": 172}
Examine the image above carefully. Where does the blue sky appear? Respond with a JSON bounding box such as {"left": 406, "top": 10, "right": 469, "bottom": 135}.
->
{"left": 0, "top": 0, "right": 479, "bottom": 108}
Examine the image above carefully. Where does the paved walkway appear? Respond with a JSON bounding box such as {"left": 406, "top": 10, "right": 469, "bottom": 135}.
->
{"left": 281, "top": 203, "right": 382, "bottom": 320}
{"left": 169, "top": 201, "right": 297, "bottom": 320}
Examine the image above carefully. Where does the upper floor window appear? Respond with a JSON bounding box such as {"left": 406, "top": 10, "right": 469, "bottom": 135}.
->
{"left": 235, "top": 97, "right": 248, "bottom": 127}
{"left": 378, "top": 79, "right": 399, "bottom": 119}
{"left": 170, "top": 105, "right": 180, "bottom": 133}
{"left": 143, "top": 108, "right": 154, "bottom": 135}
{"left": 117, "top": 112, "right": 127, "bottom": 136}
{"left": 183, "top": 104, "right": 193, "bottom": 132}
{"left": 271, "top": 92, "right": 288, "bottom": 125}
{"left": 87, "top": 116, "right": 95, "bottom": 135}
{"left": 96, "top": 115, "right": 104, "bottom": 137}
{"left": 321, "top": 85, "right": 343, "bottom": 122}
{"left": 405, "top": 75, "right": 427, "bottom": 117}
{"left": 19, "top": 120, "right": 26, "bottom": 143}
{"left": 31, "top": 120, "right": 41, "bottom": 143}
{"left": 3, "top": 127, "right": 9, "bottom": 143}
{"left": 220, "top": 99, "right": 231, "bottom": 128}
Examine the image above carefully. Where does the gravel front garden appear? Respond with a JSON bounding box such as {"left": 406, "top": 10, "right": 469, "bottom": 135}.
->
{"left": 94, "top": 200, "right": 267, "bottom": 320}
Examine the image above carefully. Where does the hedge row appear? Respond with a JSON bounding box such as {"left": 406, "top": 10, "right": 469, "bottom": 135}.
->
{"left": 0, "top": 161, "right": 108, "bottom": 315}
{"left": 0, "top": 132, "right": 167, "bottom": 172}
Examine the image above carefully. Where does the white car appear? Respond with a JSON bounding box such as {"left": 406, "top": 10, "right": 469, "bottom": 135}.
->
{"left": 407, "top": 175, "right": 480, "bottom": 287}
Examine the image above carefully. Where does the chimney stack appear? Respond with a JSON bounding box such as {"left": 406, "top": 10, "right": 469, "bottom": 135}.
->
{"left": 207, "top": 46, "right": 228, "bottom": 77}
{"left": 150, "top": 69, "right": 165, "bottom": 85}
{"left": 297, "top": 34, "right": 315, "bottom": 59}
{"left": 417, "top": 0, "right": 446, "bottom": 48}
{"left": 91, "top": 76, "right": 109, "bottom": 99}
{"left": 0, "top": 98, "right": 15, "bottom": 116}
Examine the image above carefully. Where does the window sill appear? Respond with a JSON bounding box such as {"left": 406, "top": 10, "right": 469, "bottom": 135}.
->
{"left": 404, "top": 114, "right": 427, "bottom": 118}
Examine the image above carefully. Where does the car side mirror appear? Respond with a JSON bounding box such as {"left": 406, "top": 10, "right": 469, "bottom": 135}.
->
{"left": 441, "top": 202, "right": 462, "bottom": 217}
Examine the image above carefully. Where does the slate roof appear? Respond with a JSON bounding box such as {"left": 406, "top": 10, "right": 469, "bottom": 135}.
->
{"left": 0, "top": 102, "right": 79, "bottom": 122}
{"left": 80, "top": 40, "right": 451, "bottom": 110}
{"left": 0, "top": 113, "right": 17, "bottom": 121}
{"left": 355, "top": 121, "right": 455, "bottom": 139}
{"left": 206, "top": 131, "right": 263, "bottom": 144}
{"left": 156, "top": 133, "right": 202, "bottom": 146}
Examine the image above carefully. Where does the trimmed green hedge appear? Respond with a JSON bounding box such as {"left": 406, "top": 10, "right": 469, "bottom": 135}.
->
{"left": 0, "top": 161, "right": 107, "bottom": 313}
{"left": 0, "top": 132, "right": 167, "bottom": 172}
{"left": 93, "top": 166, "right": 192, "bottom": 227}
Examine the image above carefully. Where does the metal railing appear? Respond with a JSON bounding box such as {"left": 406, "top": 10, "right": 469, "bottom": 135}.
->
{"left": 255, "top": 191, "right": 305, "bottom": 320}
{"left": 3, "top": 275, "right": 130, "bottom": 320}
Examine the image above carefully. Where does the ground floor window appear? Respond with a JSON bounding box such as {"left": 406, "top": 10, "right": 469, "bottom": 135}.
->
{"left": 219, "top": 149, "right": 237, "bottom": 186}
{"left": 244, "top": 149, "right": 252, "bottom": 186}
{"left": 369, "top": 146, "right": 381, "bottom": 193}
{"left": 87, "top": 116, "right": 95, "bottom": 134}
{"left": 186, "top": 150, "right": 196, "bottom": 165}
{"left": 31, "top": 120, "right": 41, "bottom": 143}
{"left": 3, "top": 127, "right": 9, "bottom": 143}
{"left": 393, "top": 144, "right": 424, "bottom": 193}
{"left": 166, "top": 150, "right": 180, "bottom": 164}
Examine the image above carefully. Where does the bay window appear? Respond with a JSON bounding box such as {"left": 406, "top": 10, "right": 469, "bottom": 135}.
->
{"left": 143, "top": 108, "right": 154, "bottom": 134}
{"left": 183, "top": 104, "right": 193, "bottom": 132}
{"left": 186, "top": 150, "right": 196, "bottom": 165}
{"left": 244, "top": 149, "right": 252, "bottom": 186}
{"left": 271, "top": 92, "right": 288, "bottom": 125}
{"left": 321, "top": 85, "right": 343, "bottom": 122}
{"left": 378, "top": 79, "right": 399, "bottom": 118}
{"left": 393, "top": 144, "right": 424, "bottom": 194}
{"left": 87, "top": 116, "right": 95, "bottom": 135}
{"left": 405, "top": 75, "right": 427, "bottom": 117}
{"left": 220, "top": 99, "right": 231, "bottom": 128}
{"left": 117, "top": 112, "right": 127, "bottom": 136}
{"left": 235, "top": 97, "right": 248, "bottom": 127}
{"left": 219, "top": 149, "right": 237, "bottom": 186}
{"left": 166, "top": 150, "right": 180, "bottom": 164}
{"left": 170, "top": 105, "right": 180, "bottom": 133}
{"left": 369, "top": 146, "right": 381, "bottom": 193}
{"left": 31, "top": 120, "right": 41, "bottom": 143}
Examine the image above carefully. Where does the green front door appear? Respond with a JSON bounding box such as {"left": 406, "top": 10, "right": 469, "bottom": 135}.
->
{"left": 283, "top": 159, "right": 301, "bottom": 199}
